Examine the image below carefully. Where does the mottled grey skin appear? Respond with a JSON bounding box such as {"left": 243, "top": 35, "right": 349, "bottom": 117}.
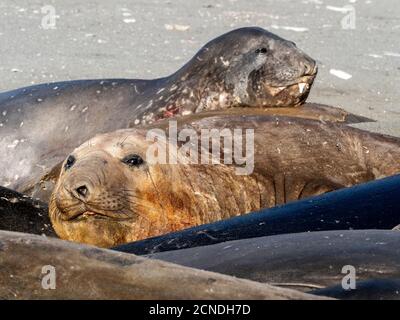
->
{"left": 147, "top": 230, "right": 400, "bottom": 292}
{"left": 0, "top": 230, "right": 327, "bottom": 300}
{"left": 0, "top": 27, "right": 317, "bottom": 198}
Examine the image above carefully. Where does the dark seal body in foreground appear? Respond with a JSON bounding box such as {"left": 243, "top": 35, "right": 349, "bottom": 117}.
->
{"left": 114, "top": 174, "right": 400, "bottom": 254}
{"left": 0, "top": 27, "right": 319, "bottom": 197}
{"left": 50, "top": 114, "right": 400, "bottom": 247}
{"left": 311, "top": 279, "right": 400, "bottom": 300}
{"left": 146, "top": 229, "right": 400, "bottom": 295}
{"left": 0, "top": 230, "right": 326, "bottom": 300}
{"left": 0, "top": 186, "right": 55, "bottom": 236}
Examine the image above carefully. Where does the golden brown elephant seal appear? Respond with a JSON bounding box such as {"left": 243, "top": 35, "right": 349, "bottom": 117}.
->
{"left": 49, "top": 114, "right": 400, "bottom": 247}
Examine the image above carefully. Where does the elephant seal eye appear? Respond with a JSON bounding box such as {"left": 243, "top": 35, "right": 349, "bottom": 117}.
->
{"left": 255, "top": 47, "right": 268, "bottom": 54}
{"left": 122, "top": 154, "right": 144, "bottom": 167}
{"left": 65, "top": 155, "right": 76, "bottom": 170}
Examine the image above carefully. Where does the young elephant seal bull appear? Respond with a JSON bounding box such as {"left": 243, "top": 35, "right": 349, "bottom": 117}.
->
{"left": 49, "top": 114, "right": 400, "bottom": 247}
{"left": 0, "top": 27, "right": 318, "bottom": 195}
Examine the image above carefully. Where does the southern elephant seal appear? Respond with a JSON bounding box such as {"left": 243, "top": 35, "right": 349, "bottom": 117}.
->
{"left": 0, "top": 27, "right": 322, "bottom": 198}
{"left": 145, "top": 230, "right": 400, "bottom": 294}
{"left": 0, "top": 186, "right": 55, "bottom": 236}
{"left": 115, "top": 174, "right": 400, "bottom": 254}
{"left": 0, "top": 230, "right": 327, "bottom": 300}
{"left": 49, "top": 115, "right": 400, "bottom": 247}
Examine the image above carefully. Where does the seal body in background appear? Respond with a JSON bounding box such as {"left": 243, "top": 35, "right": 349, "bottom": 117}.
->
{"left": 0, "top": 27, "right": 319, "bottom": 197}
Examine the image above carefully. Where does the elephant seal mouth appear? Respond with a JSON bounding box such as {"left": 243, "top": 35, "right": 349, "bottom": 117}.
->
{"left": 245, "top": 62, "right": 317, "bottom": 108}
{"left": 268, "top": 72, "right": 317, "bottom": 93}
{"left": 267, "top": 81, "right": 312, "bottom": 97}
{"left": 69, "top": 210, "right": 133, "bottom": 222}
{"left": 55, "top": 200, "right": 133, "bottom": 222}
{"left": 255, "top": 73, "right": 316, "bottom": 108}
{"left": 67, "top": 210, "right": 109, "bottom": 221}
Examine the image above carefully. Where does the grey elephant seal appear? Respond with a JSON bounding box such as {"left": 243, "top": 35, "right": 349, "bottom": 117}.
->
{"left": 0, "top": 230, "right": 327, "bottom": 300}
{"left": 147, "top": 230, "right": 400, "bottom": 293}
{"left": 0, "top": 27, "right": 320, "bottom": 197}
{"left": 0, "top": 186, "right": 55, "bottom": 236}
{"left": 49, "top": 114, "right": 400, "bottom": 247}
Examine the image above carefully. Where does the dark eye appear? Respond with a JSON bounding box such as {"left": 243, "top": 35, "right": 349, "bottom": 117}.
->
{"left": 255, "top": 47, "right": 268, "bottom": 54}
{"left": 122, "top": 154, "right": 144, "bottom": 167}
{"left": 64, "top": 155, "right": 76, "bottom": 170}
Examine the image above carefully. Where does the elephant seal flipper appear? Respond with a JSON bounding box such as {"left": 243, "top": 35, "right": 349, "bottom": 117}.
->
{"left": 140, "top": 103, "right": 375, "bottom": 127}
{"left": 0, "top": 230, "right": 328, "bottom": 300}
{"left": 50, "top": 116, "right": 400, "bottom": 248}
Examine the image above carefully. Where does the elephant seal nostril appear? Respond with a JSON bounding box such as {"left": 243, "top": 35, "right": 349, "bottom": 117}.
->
{"left": 312, "top": 63, "right": 318, "bottom": 74}
{"left": 303, "top": 60, "right": 317, "bottom": 76}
